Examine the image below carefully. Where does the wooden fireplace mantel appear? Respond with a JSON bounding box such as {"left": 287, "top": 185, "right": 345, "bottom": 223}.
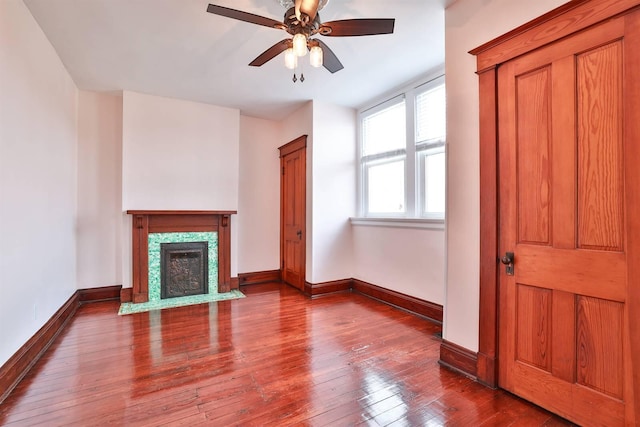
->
{"left": 127, "top": 210, "right": 237, "bottom": 303}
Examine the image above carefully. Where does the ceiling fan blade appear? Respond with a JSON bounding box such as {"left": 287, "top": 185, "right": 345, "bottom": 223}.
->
{"left": 249, "top": 39, "right": 291, "bottom": 67}
{"left": 320, "top": 19, "right": 395, "bottom": 37}
{"left": 206, "top": 4, "right": 283, "bottom": 29}
{"left": 316, "top": 40, "right": 344, "bottom": 74}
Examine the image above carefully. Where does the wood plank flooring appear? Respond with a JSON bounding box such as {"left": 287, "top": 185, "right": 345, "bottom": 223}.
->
{"left": 0, "top": 283, "right": 573, "bottom": 426}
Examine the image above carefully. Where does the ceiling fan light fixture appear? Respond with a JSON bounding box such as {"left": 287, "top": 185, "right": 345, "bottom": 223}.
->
{"left": 293, "top": 33, "right": 308, "bottom": 57}
{"left": 309, "top": 45, "right": 323, "bottom": 68}
{"left": 284, "top": 47, "right": 298, "bottom": 69}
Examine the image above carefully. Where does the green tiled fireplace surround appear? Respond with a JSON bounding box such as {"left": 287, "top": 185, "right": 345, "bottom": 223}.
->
{"left": 148, "top": 232, "right": 218, "bottom": 300}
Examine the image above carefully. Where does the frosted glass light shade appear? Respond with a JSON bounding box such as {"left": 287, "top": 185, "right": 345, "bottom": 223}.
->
{"left": 293, "top": 33, "right": 307, "bottom": 57}
{"left": 284, "top": 48, "right": 297, "bottom": 69}
{"left": 309, "top": 45, "right": 323, "bottom": 68}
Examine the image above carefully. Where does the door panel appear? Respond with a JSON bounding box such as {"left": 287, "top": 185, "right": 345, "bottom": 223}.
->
{"left": 498, "top": 14, "right": 632, "bottom": 427}
{"left": 576, "top": 296, "right": 624, "bottom": 398}
{"left": 515, "top": 246, "right": 625, "bottom": 301}
{"left": 516, "top": 66, "right": 551, "bottom": 246}
{"left": 576, "top": 42, "right": 625, "bottom": 251}
{"left": 515, "top": 285, "right": 551, "bottom": 371}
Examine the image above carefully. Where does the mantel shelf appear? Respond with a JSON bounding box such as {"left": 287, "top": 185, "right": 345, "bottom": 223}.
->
{"left": 127, "top": 210, "right": 237, "bottom": 215}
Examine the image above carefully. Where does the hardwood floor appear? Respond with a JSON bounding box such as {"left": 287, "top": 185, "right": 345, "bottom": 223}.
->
{"left": 0, "top": 283, "right": 573, "bottom": 426}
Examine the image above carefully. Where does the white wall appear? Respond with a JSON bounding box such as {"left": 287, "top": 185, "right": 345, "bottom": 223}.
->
{"left": 0, "top": 0, "right": 78, "bottom": 366}
{"left": 444, "top": 0, "right": 568, "bottom": 351}
{"left": 280, "top": 102, "right": 314, "bottom": 147}
{"left": 309, "top": 101, "right": 357, "bottom": 283}
{"left": 353, "top": 226, "right": 445, "bottom": 304}
{"left": 237, "top": 101, "right": 357, "bottom": 282}
{"left": 76, "top": 91, "right": 123, "bottom": 289}
{"left": 121, "top": 91, "right": 241, "bottom": 283}
{"left": 237, "top": 115, "right": 282, "bottom": 273}
{"left": 122, "top": 91, "right": 240, "bottom": 211}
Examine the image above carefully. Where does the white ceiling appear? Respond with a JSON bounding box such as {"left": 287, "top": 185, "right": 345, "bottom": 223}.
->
{"left": 24, "top": 0, "right": 445, "bottom": 120}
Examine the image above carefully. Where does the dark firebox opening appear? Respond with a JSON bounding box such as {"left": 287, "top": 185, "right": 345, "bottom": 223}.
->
{"left": 160, "top": 242, "right": 209, "bottom": 299}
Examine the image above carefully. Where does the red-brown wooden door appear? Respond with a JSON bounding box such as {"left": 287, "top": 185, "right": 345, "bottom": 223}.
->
{"left": 497, "top": 13, "right": 638, "bottom": 427}
{"left": 279, "top": 136, "right": 306, "bottom": 291}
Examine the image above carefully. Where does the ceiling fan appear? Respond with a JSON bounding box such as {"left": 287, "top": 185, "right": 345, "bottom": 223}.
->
{"left": 206, "top": 0, "right": 395, "bottom": 75}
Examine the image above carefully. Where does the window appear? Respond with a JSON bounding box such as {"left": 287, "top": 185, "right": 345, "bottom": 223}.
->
{"left": 361, "top": 96, "right": 406, "bottom": 215}
{"left": 358, "top": 75, "right": 445, "bottom": 220}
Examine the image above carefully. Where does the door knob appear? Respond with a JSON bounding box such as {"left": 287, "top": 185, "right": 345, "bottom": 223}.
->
{"left": 297, "top": 230, "right": 302, "bottom": 239}
{"left": 501, "top": 252, "right": 514, "bottom": 265}
{"left": 501, "top": 252, "right": 514, "bottom": 275}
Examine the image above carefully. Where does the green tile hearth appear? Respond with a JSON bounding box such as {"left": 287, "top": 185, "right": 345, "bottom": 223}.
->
{"left": 118, "top": 290, "right": 245, "bottom": 315}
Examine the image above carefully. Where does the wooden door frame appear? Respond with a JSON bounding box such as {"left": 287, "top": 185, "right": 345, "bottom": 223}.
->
{"left": 278, "top": 135, "right": 307, "bottom": 288}
{"left": 470, "top": 0, "right": 640, "bottom": 408}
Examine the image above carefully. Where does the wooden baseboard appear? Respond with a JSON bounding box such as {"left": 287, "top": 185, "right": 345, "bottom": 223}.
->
{"left": 120, "top": 287, "right": 132, "bottom": 303}
{"left": 303, "top": 278, "right": 444, "bottom": 323}
{"left": 352, "top": 279, "right": 444, "bottom": 323}
{"left": 78, "top": 285, "right": 122, "bottom": 303}
{"left": 476, "top": 351, "right": 497, "bottom": 388}
{"left": 304, "top": 279, "right": 352, "bottom": 297}
{"left": 132, "top": 293, "right": 147, "bottom": 303}
{"left": 230, "top": 277, "right": 239, "bottom": 290}
{"left": 439, "top": 339, "right": 478, "bottom": 379}
{"left": 238, "top": 269, "right": 281, "bottom": 286}
{"left": 0, "top": 292, "right": 79, "bottom": 404}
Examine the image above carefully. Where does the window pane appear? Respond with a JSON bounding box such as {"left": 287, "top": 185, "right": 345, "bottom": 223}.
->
{"left": 424, "top": 151, "right": 445, "bottom": 215}
{"left": 416, "top": 85, "right": 446, "bottom": 143}
{"left": 367, "top": 160, "right": 405, "bottom": 214}
{"left": 362, "top": 100, "right": 406, "bottom": 156}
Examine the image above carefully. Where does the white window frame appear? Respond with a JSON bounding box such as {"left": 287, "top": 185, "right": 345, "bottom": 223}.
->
{"left": 356, "top": 73, "right": 445, "bottom": 225}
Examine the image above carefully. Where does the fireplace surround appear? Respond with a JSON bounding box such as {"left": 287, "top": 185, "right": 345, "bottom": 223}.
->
{"left": 127, "top": 210, "right": 237, "bottom": 303}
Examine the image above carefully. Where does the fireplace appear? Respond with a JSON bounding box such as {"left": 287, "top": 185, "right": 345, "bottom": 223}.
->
{"left": 126, "top": 210, "right": 237, "bottom": 303}
{"left": 161, "top": 241, "right": 208, "bottom": 299}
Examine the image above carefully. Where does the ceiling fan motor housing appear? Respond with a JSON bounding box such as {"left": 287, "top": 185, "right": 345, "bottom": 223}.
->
{"left": 284, "top": 7, "right": 324, "bottom": 36}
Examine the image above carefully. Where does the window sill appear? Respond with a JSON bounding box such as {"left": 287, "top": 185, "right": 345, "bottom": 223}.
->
{"left": 350, "top": 217, "right": 445, "bottom": 230}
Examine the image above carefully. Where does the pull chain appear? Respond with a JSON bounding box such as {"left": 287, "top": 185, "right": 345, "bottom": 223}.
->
{"left": 292, "top": 59, "right": 305, "bottom": 83}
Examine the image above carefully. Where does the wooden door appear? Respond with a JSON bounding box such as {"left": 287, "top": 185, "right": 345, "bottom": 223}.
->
{"left": 279, "top": 136, "right": 306, "bottom": 291}
{"left": 497, "top": 13, "right": 638, "bottom": 427}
